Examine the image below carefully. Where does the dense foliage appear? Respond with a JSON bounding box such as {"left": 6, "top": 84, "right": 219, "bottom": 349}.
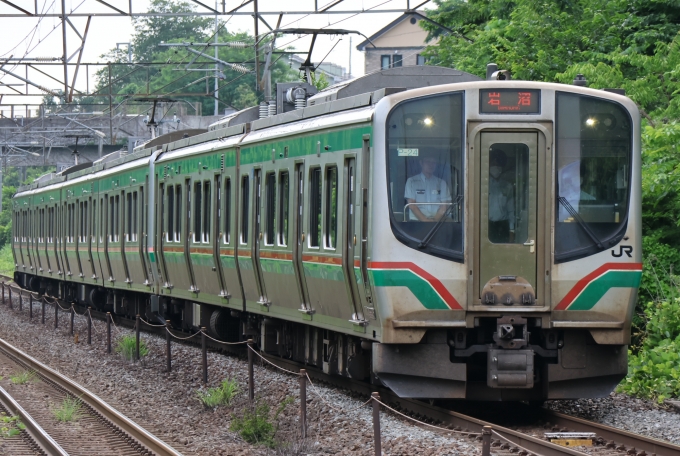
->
{"left": 619, "top": 298, "right": 680, "bottom": 402}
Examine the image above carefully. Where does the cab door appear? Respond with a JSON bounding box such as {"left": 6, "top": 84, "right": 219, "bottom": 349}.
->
{"left": 477, "top": 132, "right": 539, "bottom": 304}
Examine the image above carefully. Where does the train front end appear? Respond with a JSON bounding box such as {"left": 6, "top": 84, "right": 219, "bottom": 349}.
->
{"left": 370, "top": 80, "right": 641, "bottom": 400}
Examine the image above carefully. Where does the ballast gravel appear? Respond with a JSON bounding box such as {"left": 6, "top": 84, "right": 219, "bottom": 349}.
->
{"left": 547, "top": 393, "right": 680, "bottom": 444}
{"left": 0, "top": 296, "right": 480, "bottom": 455}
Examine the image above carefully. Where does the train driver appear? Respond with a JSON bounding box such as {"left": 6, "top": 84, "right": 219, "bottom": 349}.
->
{"left": 404, "top": 153, "right": 452, "bottom": 222}
{"left": 488, "top": 149, "right": 516, "bottom": 243}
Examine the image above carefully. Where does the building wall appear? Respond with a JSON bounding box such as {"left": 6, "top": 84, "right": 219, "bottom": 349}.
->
{"left": 364, "top": 48, "right": 425, "bottom": 74}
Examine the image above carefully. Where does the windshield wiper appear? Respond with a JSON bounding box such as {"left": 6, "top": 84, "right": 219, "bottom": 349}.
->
{"left": 418, "top": 195, "right": 463, "bottom": 249}
{"left": 558, "top": 197, "right": 603, "bottom": 248}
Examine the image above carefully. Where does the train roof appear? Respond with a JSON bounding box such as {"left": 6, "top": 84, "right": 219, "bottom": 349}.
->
{"left": 14, "top": 67, "right": 635, "bottom": 197}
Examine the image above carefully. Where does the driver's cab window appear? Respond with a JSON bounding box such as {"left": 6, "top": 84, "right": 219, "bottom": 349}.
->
{"left": 386, "top": 92, "right": 464, "bottom": 261}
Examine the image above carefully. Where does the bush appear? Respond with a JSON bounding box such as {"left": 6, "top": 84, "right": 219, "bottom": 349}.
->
{"left": 618, "top": 299, "right": 680, "bottom": 402}
{"left": 114, "top": 335, "right": 149, "bottom": 361}
{"left": 196, "top": 379, "right": 239, "bottom": 408}
{"left": 0, "top": 244, "right": 14, "bottom": 276}
{"left": 231, "top": 397, "right": 293, "bottom": 448}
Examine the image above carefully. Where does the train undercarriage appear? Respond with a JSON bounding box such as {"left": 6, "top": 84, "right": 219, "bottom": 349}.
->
{"left": 16, "top": 271, "right": 627, "bottom": 401}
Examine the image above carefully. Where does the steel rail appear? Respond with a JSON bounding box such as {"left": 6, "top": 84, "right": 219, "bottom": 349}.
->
{"left": 0, "top": 384, "right": 68, "bottom": 456}
{"left": 0, "top": 337, "right": 183, "bottom": 456}
{"left": 260, "top": 354, "right": 585, "bottom": 456}
{"left": 5, "top": 275, "right": 680, "bottom": 455}
{"left": 536, "top": 407, "right": 680, "bottom": 456}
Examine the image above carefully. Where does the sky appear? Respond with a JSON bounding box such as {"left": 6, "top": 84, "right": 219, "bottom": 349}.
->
{"left": 0, "top": 0, "right": 434, "bottom": 115}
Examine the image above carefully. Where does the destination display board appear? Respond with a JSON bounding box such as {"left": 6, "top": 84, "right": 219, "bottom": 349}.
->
{"left": 480, "top": 89, "right": 540, "bottom": 114}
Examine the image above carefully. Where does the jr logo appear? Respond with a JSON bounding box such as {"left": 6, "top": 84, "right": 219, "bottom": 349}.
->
{"left": 611, "top": 245, "right": 633, "bottom": 258}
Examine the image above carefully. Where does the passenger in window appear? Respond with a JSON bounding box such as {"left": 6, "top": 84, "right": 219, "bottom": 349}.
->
{"left": 404, "top": 153, "right": 452, "bottom": 222}
{"left": 488, "top": 149, "right": 515, "bottom": 243}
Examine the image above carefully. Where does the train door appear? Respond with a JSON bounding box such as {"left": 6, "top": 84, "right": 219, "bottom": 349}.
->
{"left": 188, "top": 176, "right": 221, "bottom": 295}
{"left": 257, "top": 165, "right": 300, "bottom": 311}
{"left": 217, "top": 170, "right": 242, "bottom": 302}
{"left": 138, "top": 184, "right": 150, "bottom": 285}
{"left": 122, "top": 189, "right": 144, "bottom": 285}
{"left": 252, "top": 169, "right": 268, "bottom": 303}
{"left": 347, "top": 136, "right": 374, "bottom": 323}
{"left": 292, "top": 163, "right": 311, "bottom": 312}
{"left": 477, "top": 132, "right": 539, "bottom": 303}
{"left": 75, "top": 200, "right": 86, "bottom": 278}
{"left": 236, "top": 169, "right": 267, "bottom": 306}
{"left": 63, "top": 202, "right": 73, "bottom": 277}
{"left": 343, "top": 158, "right": 364, "bottom": 320}
{"left": 156, "top": 183, "right": 172, "bottom": 289}
{"left": 89, "top": 198, "right": 99, "bottom": 280}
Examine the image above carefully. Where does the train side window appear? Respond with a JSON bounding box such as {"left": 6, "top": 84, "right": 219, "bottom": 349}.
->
{"left": 240, "top": 175, "right": 250, "bottom": 244}
{"left": 138, "top": 188, "right": 143, "bottom": 242}
{"left": 115, "top": 195, "right": 120, "bottom": 242}
{"left": 186, "top": 180, "right": 192, "bottom": 243}
{"left": 92, "top": 201, "right": 96, "bottom": 243}
{"left": 309, "top": 168, "right": 322, "bottom": 248}
{"left": 99, "top": 198, "right": 104, "bottom": 243}
{"left": 223, "top": 178, "right": 231, "bottom": 244}
{"left": 175, "top": 185, "right": 182, "bottom": 242}
{"left": 126, "top": 193, "right": 132, "bottom": 242}
{"left": 194, "top": 181, "right": 202, "bottom": 243}
{"left": 39, "top": 209, "right": 43, "bottom": 243}
{"left": 167, "top": 186, "right": 174, "bottom": 242}
{"left": 83, "top": 201, "right": 88, "bottom": 242}
{"left": 265, "top": 172, "right": 276, "bottom": 246}
{"left": 325, "top": 166, "right": 338, "bottom": 249}
{"left": 202, "top": 181, "right": 210, "bottom": 243}
{"left": 278, "top": 172, "right": 289, "bottom": 246}
{"left": 132, "top": 191, "right": 138, "bottom": 242}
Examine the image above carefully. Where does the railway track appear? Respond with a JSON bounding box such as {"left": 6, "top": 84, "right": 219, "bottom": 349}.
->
{"left": 2, "top": 275, "right": 679, "bottom": 456}
{"left": 0, "top": 300, "right": 182, "bottom": 456}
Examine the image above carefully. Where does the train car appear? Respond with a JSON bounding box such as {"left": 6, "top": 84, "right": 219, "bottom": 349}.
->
{"left": 12, "top": 65, "right": 641, "bottom": 401}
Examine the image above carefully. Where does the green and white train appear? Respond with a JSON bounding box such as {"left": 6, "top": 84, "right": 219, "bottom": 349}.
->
{"left": 12, "top": 66, "right": 641, "bottom": 401}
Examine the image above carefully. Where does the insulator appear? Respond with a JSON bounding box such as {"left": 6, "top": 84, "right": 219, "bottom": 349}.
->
{"left": 295, "top": 97, "right": 306, "bottom": 110}
{"left": 35, "top": 57, "right": 58, "bottom": 62}
{"left": 259, "top": 102, "right": 268, "bottom": 119}
{"left": 229, "top": 63, "right": 250, "bottom": 74}
{"left": 226, "top": 41, "right": 249, "bottom": 48}
{"left": 268, "top": 101, "right": 276, "bottom": 117}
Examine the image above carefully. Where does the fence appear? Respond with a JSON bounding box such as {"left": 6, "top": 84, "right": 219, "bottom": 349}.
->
{"left": 0, "top": 280, "right": 533, "bottom": 456}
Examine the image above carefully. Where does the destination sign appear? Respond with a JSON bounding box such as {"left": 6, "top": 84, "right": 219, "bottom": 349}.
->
{"left": 480, "top": 89, "right": 540, "bottom": 114}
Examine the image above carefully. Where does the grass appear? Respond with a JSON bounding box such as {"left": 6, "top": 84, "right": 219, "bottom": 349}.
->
{"left": 114, "top": 334, "right": 149, "bottom": 361}
{"left": 231, "top": 397, "right": 293, "bottom": 448}
{"left": 0, "top": 412, "right": 25, "bottom": 438}
{"left": 10, "top": 370, "right": 36, "bottom": 385}
{"left": 196, "top": 379, "right": 239, "bottom": 408}
{"left": 51, "top": 396, "right": 82, "bottom": 422}
{"left": 0, "top": 244, "right": 14, "bottom": 276}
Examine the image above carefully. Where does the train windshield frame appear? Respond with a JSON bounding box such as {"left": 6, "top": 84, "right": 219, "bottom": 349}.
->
{"left": 385, "top": 92, "right": 465, "bottom": 262}
{"left": 555, "top": 92, "right": 633, "bottom": 262}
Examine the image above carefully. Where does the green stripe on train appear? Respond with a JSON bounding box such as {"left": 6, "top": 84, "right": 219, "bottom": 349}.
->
{"left": 370, "top": 269, "right": 449, "bottom": 310}
{"left": 568, "top": 270, "right": 642, "bottom": 310}
{"left": 241, "top": 125, "right": 372, "bottom": 165}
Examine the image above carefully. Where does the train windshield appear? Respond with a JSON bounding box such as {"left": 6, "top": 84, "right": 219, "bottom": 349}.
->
{"left": 555, "top": 92, "right": 632, "bottom": 262}
{"left": 386, "top": 92, "right": 465, "bottom": 261}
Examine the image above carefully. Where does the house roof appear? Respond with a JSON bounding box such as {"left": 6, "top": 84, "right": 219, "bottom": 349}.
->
{"left": 356, "top": 12, "right": 429, "bottom": 51}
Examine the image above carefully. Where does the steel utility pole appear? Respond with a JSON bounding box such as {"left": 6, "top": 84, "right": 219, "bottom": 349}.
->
{"left": 214, "top": 1, "right": 219, "bottom": 116}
